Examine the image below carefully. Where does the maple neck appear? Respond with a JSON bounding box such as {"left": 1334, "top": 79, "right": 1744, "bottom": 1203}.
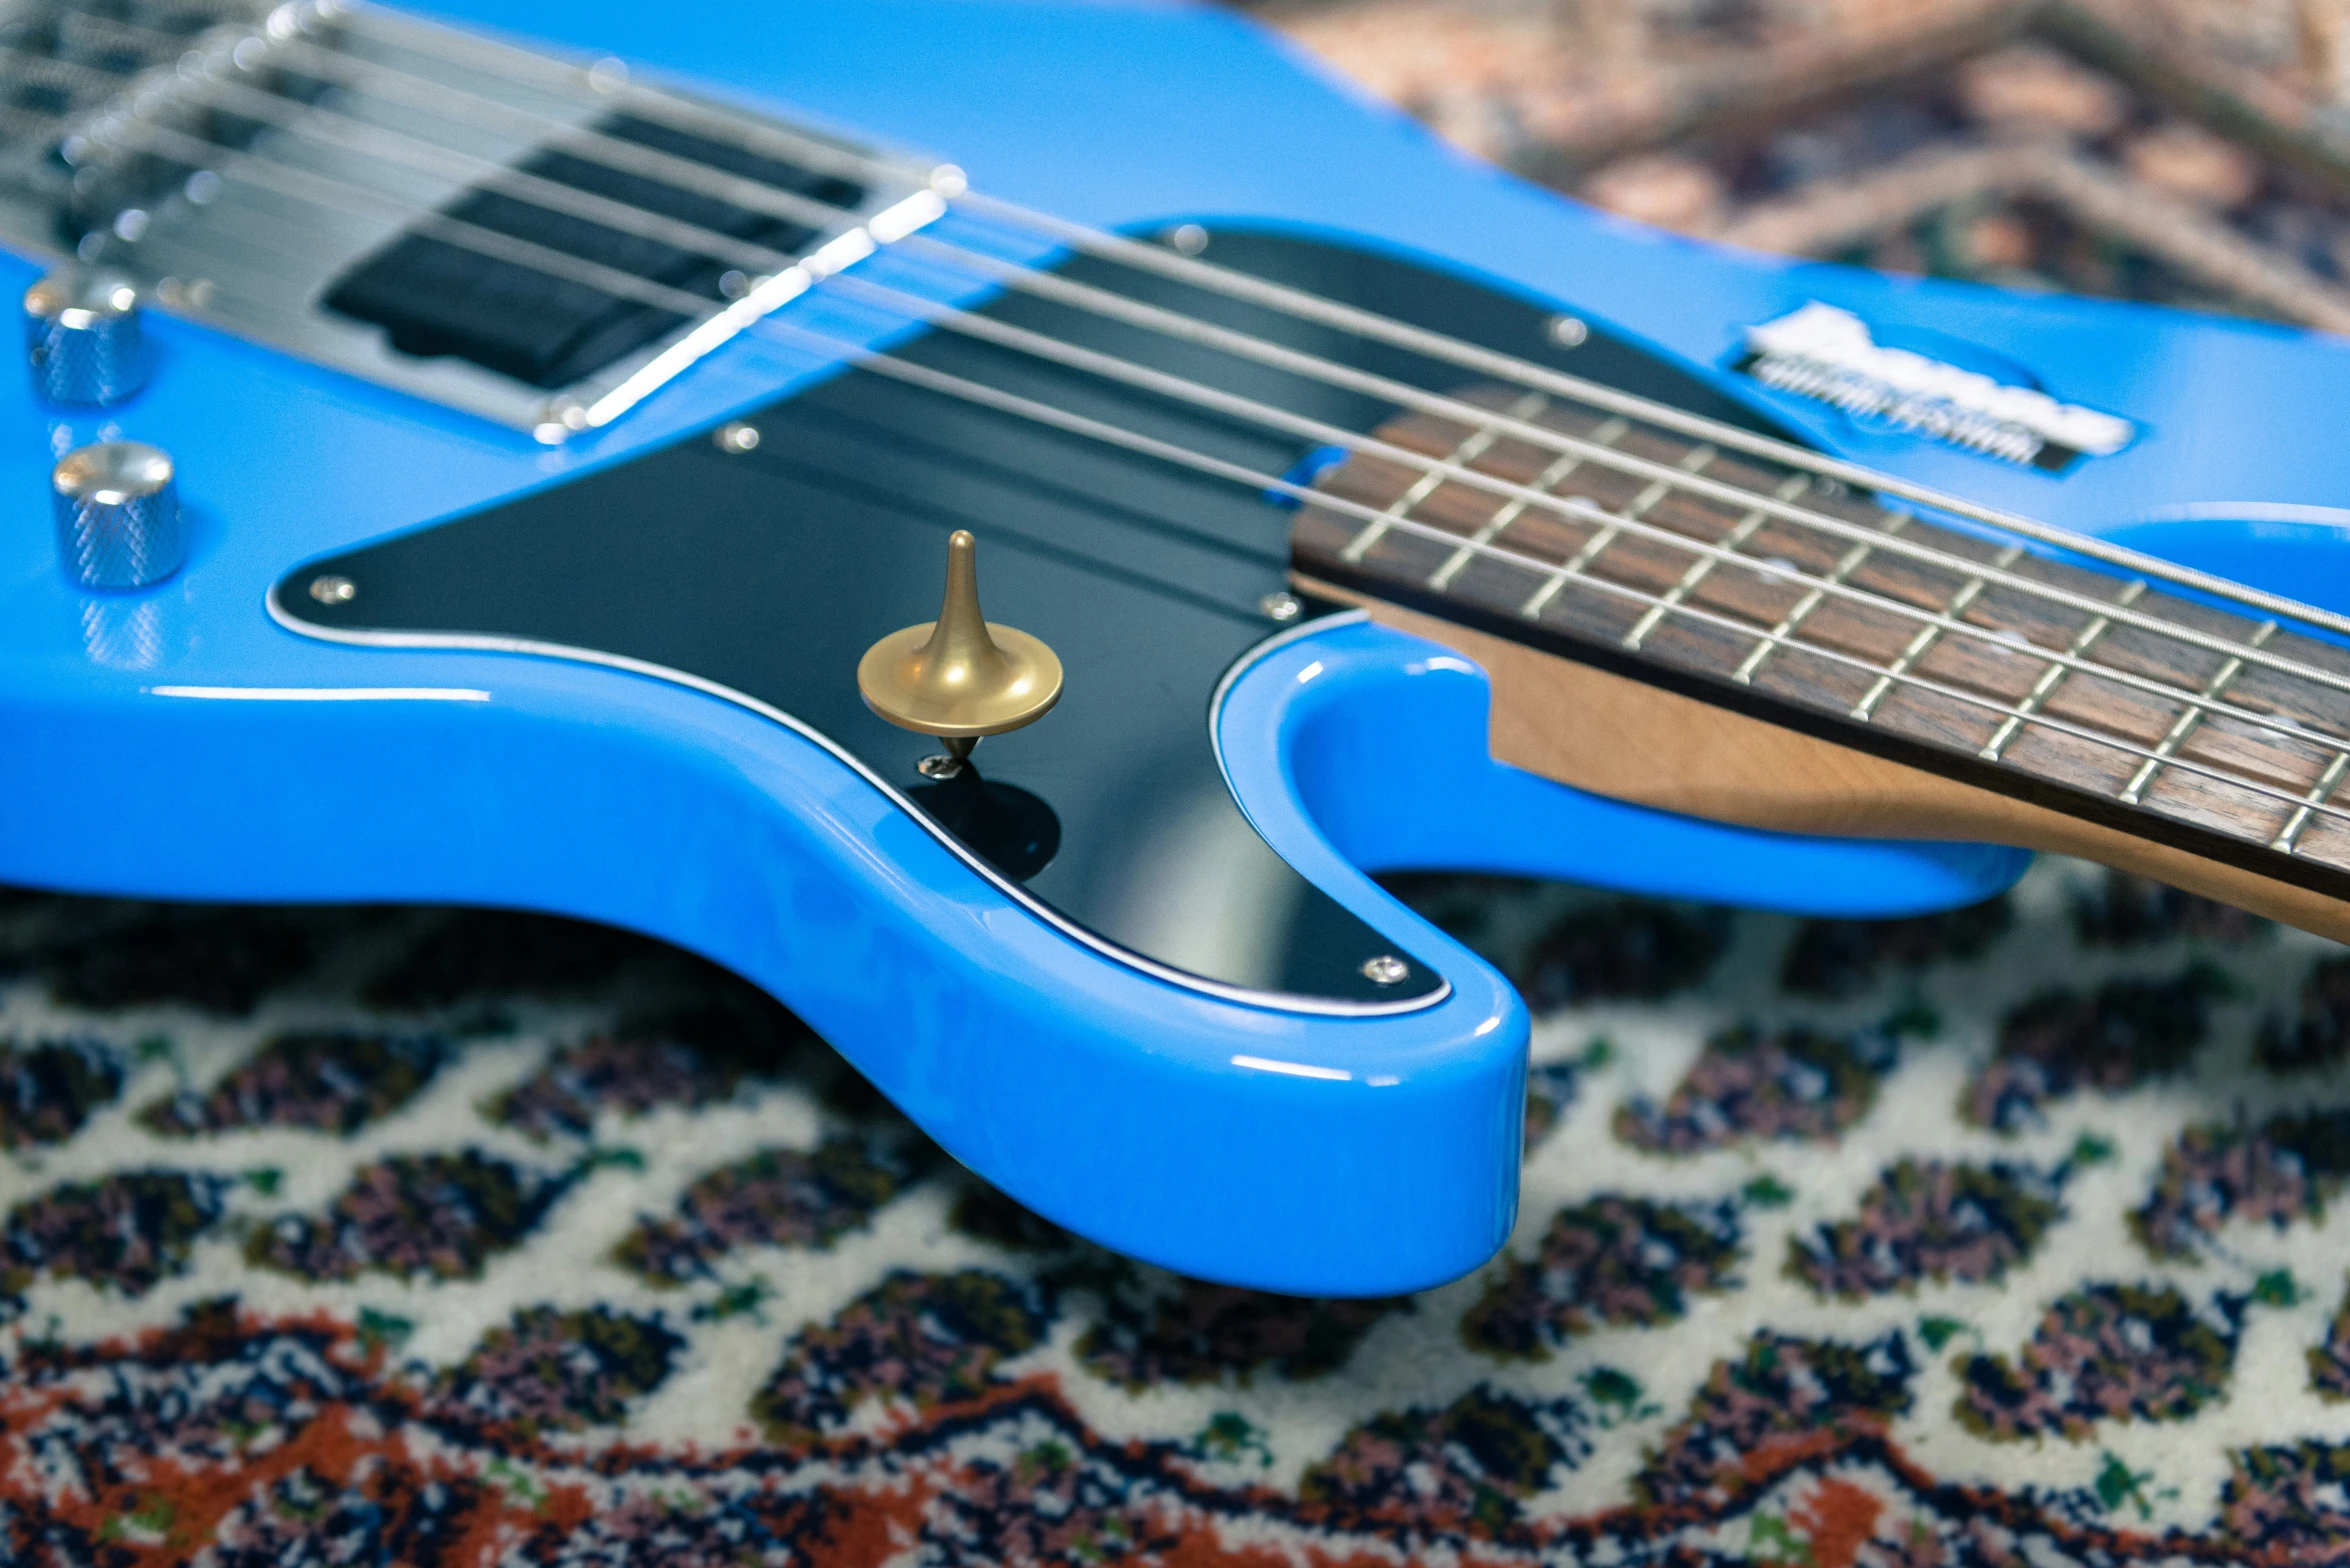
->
{"left": 1291, "top": 386, "right": 2350, "bottom": 922}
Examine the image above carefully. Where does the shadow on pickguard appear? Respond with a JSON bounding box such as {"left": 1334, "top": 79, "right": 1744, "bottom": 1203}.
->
{"left": 909, "top": 766, "right": 1061, "bottom": 882}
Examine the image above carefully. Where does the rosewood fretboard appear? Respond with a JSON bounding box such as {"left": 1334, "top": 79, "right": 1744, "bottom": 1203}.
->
{"left": 1294, "top": 385, "right": 2350, "bottom": 904}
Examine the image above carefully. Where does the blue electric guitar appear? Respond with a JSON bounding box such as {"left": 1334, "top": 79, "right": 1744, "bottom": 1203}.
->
{"left": 6, "top": 0, "right": 2350, "bottom": 1297}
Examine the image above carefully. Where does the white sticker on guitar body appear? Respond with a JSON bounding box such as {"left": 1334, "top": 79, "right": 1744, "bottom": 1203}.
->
{"left": 1737, "top": 302, "right": 2136, "bottom": 472}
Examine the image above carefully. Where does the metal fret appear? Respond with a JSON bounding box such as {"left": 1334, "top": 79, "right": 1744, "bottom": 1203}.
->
{"left": 802, "top": 326, "right": 2350, "bottom": 840}
{"left": 860, "top": 216, "right": 2350, "bottom": 709}
{"left": 1340, "top": 393, "right": 1547, "bottom": 565}
{"left": 2278, "top": 751, "right": 2350, "bottom": 853}
{"left": 2119, "top": 621, "right": 2280, "bottom": 806}
{"left": 923, "top": 237, "right": 2350, "bottom": 697}
{"left": 841, "top": 269, "right": 2350, "bottom": 767}
{"left": 859, "top": 213, "right": 2350, "bottom": 711}
{"left": 1732, "top": 509, "right": 1912, "bottom": 685}
{"left": 1852, "top": 545, "right": 2026, "bottom": 722}
{"left": 1980, "top": 580, "right": 2149, "bottom": 762}
{"left": 978, "top": 193, "right": 2350, "bottom": 656}
{"left": 1519, "top": 444, "right": 1719, "bottom": 620}
{"left": 1623, "top": 473, "right": 1811, "bottom": 653}
{"left": 1428, "top": 417, "right": 1627, "bottom": 591}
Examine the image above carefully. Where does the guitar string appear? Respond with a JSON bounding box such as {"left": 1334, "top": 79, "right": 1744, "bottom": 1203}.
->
{"left": 738, "top": 310, "right": 2350, "bottom": 841}
{"left": 59, "top": 99, "right": 2350, "bottom": 835}
{"left": 204, "top": 24, "right": 2350, "bottom": 662}
{"left": 312, "top": 0, "right": 2350, "bottom": 651}
{"left": 68, "top": 85, "right": 2350, "bottom": 788}
{"left": 71, "top": 0, "right": 2350, "bottom": 655}
{"left": 58, "top": 111, "right": 2350, "bottom": 841}
{"left": 65, "top": 51, "right": 2350, "bottom": 723}
{"left": 837, "top": 247, "right": 2350, "bottom": 707}
{"left": 77, "top": 100, "right": 2350, "bottom": 795}
{"left": 78, "top": 24, "right": 2350, "bottom": 730}
{"left": 818, "top": 263, "right": 2350, "bottom": 762}
{"left": 70, "top": 2, "right": 2350, "bottom": 690}
{"left": 43, "top": 8, "right": 899, "bottom": 237}
{"left": 32, "top": 22, "right": 2350, "bottom": 836}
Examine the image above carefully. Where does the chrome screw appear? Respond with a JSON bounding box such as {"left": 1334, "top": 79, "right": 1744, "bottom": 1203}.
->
{"left": 715, "top": 420, "right": 761, "bottom": 454}
{"left": 1166, "top": 223, "right": 1209, "bottom": 256}
{"left": 916, "top": 753, "right": 966, "bottom": 780}
{"left": 1360, "top": 955, "right": 1409, "bottom": 986}
{"left": 1258, "top": 591, "right": 1302, "bottom": 623}
{"left": 309, "top": 574, "right": 356, "bottom": 605}
{"left": 1548, "top": 314, "right": 1590, "bottom": 349}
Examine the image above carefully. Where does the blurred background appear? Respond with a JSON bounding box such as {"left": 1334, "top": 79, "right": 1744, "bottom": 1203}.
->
{"left": 1235, "top": 0, "right": 2350, "bottom": 333}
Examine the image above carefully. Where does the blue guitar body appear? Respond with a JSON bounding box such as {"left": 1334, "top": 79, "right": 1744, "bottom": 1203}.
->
{"left": 4, "top": 0, "right": 2350, "bottom": 1296}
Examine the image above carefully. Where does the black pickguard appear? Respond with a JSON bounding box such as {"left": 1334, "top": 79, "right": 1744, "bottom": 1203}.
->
{"left": 277, "top": 229, "right": 1789, "bottom": 1005}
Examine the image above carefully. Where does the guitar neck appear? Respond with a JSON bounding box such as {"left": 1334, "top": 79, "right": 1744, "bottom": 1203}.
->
{"left": 1290, "top": 386, "right": 2350, "bottom": 940}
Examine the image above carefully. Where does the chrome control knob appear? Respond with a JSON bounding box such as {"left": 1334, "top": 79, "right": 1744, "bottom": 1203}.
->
{"left": 53, "top": 441, "right": 181, "bottom": 590}
{"left": 24, "top": 268, "right": 147, "bottom": 406}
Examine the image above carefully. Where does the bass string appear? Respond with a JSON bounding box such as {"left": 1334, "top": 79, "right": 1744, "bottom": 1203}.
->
{"left": 82, "top": 0, "right": 2350, "bottom": 657}
{"left": 292, "top": 0, "right": 2348, "bottom": 655}
{"left": 57, "top": 0, "right": 2350, "bottom": 652}
{"left": 943, "top": 191, "right": 2350, "bottom": 648}
{"left": 73, "top": 44, "right": 2350, "bottom": 718}
{"left": 814, "top": 263, "right": 2350, "bottom": 763}
{"left": 48, "top": 94, "right": 2350, "bottom": 843}
{"left": 269, "top": 12, "right": 2350, "bottom": 637}
{"left": 83, "top": 11, "right": 2350, "bottom": 686}
{"left": 745, "top": 308, "right": 2350, "bottom": 842}
{"left": 108, "top": 86, "right": 2350, "bottom": 796}
{"left": 46, "top": 15, "right": 870, "bottom": 242}
{"left": 329, "top": 0, "right": 896, "bottom": 193}
{"left": 36, "top": 7, "right": 2350, "bottom": 809}
{"left": 60, "top": 0, "right": 2350, "bottom": 645}
{"left": 68, "top": 91, "right": 2350, "bottom": 823}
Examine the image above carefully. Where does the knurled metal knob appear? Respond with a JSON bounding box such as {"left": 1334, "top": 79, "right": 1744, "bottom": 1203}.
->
{"left": 53, "top": 440, "right": 181, "bottom": 590}
{"left": 24, "top": 267, "right": 147, "bottom": 406}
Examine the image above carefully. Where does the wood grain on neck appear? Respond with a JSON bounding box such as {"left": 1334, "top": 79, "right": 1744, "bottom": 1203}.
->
{"left": 1290, "top": 387, "right": 2350, "bottom": 941}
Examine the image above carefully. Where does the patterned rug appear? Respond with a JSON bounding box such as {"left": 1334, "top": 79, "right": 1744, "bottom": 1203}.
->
{"left": 7, "top": 857, "right": 2350, "bottom": 1564}
{"left": 1256, "top": 0, "right": 2350, "bottom": 334}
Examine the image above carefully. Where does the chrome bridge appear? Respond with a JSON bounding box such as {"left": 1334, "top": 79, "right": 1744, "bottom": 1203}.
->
{"left": 0, "top": 0, "right": 947, "bottom": 438}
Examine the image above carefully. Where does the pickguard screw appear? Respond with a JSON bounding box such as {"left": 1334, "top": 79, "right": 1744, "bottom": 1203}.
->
{"left": 1361, "top": 955, "right": 1409, "bottom": 986}
{"left": 309, "top": 574, "right": 355, "bottom": 605}
{"left": 1259, "top": 591, "right": 1302, "bottom": 623}
{"left": 916, "top": 753, "right": 965, "bottom": 780}
{"left": 715, "top": 421, "right": 761, "bottom": 453}
{"left": 1548, "top": 314, "right": 1589, "bottom": 348}
{"left": 1167, "top": 223, "right": 1209, "bottom": 256}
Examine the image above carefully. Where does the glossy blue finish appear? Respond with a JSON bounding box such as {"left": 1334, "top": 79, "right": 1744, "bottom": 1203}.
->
{"left": 0, "top": 642, "right": 1529, "bottom": 1295}
{"left": 4, "top": 0, "right": 2350, "bottom": 1291}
